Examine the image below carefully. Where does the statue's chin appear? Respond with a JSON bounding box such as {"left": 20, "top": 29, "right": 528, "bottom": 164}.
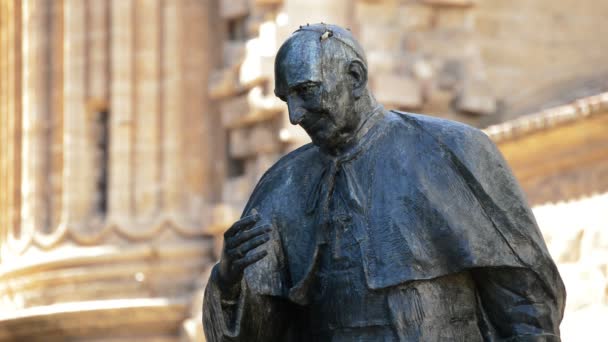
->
{"left": 310, "top": 135, "right": 350, "bottom": 156}
{"left": 306, "top": 124, "right": 354, "bottom": 154}
{"left": 309, "top": 135, "right": 333, "bottom": 151}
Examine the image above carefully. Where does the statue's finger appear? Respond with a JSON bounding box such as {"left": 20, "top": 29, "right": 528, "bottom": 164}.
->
{"left": 226, "top": 224, "right": 271, "bottom": 249}
{"left": 226, "top": 247, "right": 240, "bottom": 260}
{"left": 235, "top": 250, "right": 268, "bottom": 270}
{"left": 224, "top": 212, "right": 260, "bottom": 238}
{"left": 235, "top": 234, "right": 270, "bottom": 256}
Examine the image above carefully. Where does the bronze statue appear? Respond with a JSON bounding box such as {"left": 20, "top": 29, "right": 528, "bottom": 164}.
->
{"left": 203, "top": 23, "right": 565, "bottom": 341}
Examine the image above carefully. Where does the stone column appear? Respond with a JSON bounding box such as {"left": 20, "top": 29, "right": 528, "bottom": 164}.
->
{"left": 109, "top": 0, "right": 134, "bottom": 222}
{"left": 87, "top": 0, "right": 109, "bottom": 104}
{"left": 87, "top": 0, "right": 110, "bottom": 220}
{"left": 1, "top": 0, "right": 22, "bottom": 253}
{"left": 182, "top": 0, "right": 212, "bottom": 221}
{"left": 48, "top": 0, "right": 64, "bottom": 231}
{"left": 62, "top": 0, "right": 96, "bottom": 228}
{"left": 0, "top": 0, "right": 7, "bottom": 257}
{"left": 0, "top": 1, "right": 219, "bottom": 340}
{"left": 20, "top": 0, "right": 51, "bottom": 240}
{"left": 8, "top": 0, "right": 23, "bottom": 248}
{"left": 134, "top": 0, "right": 161, "bottom": 221}
{"left": 161, "top": 0, "right": 185, "bottom": 215}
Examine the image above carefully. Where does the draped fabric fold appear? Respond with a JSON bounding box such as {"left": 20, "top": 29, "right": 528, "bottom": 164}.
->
{"left": 304, "top": 107, "right": 384, "bottom": 240}
{"left": 205, "top": 110, "right": 565, "bottom": 341}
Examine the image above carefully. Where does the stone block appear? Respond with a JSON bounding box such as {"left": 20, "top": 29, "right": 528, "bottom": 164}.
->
{"left": 398, "top": 3, "right": 434, "bottom": 31}
{"left": 223, "top": 41, "right": 246, "bottom": 69}
{"left": 208, "top": 68, "right": 239, "bottom": 99}
{"left": 415, "top": 30, "right": 475, "bottom": 59}
{"left": 250, "top": 121, "right": 280, "bottom": 154}
{"left": 359, "top": 24, "right": 402, "bottom": 52}
{"left": 229, "top": 127, "right": 251, "bottom": 158}
{"left": 221, "top": 174, "right": 254, "bottom": 205}
{"left": 221, "top": 87, "right": 284, "bottom": 129}
{"left": 228, "top": 121, "right": 280, "bottom": 158}
{"left": 455, "top": 80, "right": 497, "bottom": 115}
{"left": 260, "top": 55, "right": 275, "bottom": 80}
{"left": 436, "top": 7, "right": 474, "bottom": 31}
{"left": 278, "top": 123, "right": 311, "bottom": 146}
{"left": 206, "top": 203, "right": 241, "bottom": 236}
{"left": 285, "top": 0, "right": 351, "bottom": 28}
{"left": 367, "top": 51, "right": 398, "bottom": 75}
{"left": 220, "top": 95, "right": 250, "bottom": 128}
{"left": 254, "top": 0, "right": 283, "bottom": 5}
{"left": 412, "top": 59, "right": 435, "bottom": 81}
{"left": 373, "top": 74, "right": 423, "bottom": 109}
{"left": 424, "top": 86, "right": 454, "bottom": 116}
{"left": 220, "top": 0, "right": 249, "bottom": 19}
{"left": 558, "top": 263, "right": 606, "bottom": 311}
{"left": 423, "top": 0, "right": 475, "bottom": 7}
{"left": 246, "top": 152, "right": 281, "bottom": 184}
{"left": 438, "top": 59, "right": 465, "bottom": 90}
{"left": 355, "top": 1, "right": 398, "bottom": 25}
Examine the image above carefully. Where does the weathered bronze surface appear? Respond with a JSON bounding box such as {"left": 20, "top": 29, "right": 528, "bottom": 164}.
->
{"left": 203, "top": 23, "right": 565, "bottom": 341}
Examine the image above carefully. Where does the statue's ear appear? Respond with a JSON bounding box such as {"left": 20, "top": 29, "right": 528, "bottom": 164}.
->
{"left": 348, "top": 60, "right": 367, "bottom": 99}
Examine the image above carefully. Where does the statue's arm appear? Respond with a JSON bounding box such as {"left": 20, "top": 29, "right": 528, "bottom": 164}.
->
{"left": 203, "top": 264, "right": 290, "bottom": 342}
{"left": 458, "top": 129, "right": 564, "bottom": 340}
{"left": 404, "top": 110, "right": 565, "bottom": 340}
{"left": 203, "top": 202, "right": 291, "bottom": 341}
{"left": 472, "top": 267, "right": 562, "bottom": 341}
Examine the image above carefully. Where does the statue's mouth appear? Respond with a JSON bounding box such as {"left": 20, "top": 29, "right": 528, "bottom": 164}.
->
{"left": 299, "top": 111, "right": 321, "bottom": 130}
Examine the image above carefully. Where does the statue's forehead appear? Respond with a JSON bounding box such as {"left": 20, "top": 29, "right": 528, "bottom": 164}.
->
{"left": 275, "top": 36, "right": 323, "bottom": 91}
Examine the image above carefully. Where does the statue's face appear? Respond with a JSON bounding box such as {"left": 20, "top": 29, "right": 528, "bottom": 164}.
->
{"left": 274, "top": 33, "right": 361, "bottom": 152}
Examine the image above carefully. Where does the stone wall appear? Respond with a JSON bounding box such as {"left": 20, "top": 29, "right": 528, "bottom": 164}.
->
{"left": 534, "top": 194, "right": 608, "bottom": 341}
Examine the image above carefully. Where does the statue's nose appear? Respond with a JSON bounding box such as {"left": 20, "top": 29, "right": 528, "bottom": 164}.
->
{"left": 287, "top": 99, "right": 306, "bottom": 125}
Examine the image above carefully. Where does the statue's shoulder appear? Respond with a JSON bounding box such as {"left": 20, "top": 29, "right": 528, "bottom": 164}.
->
{"left": 264, "top": 142, "right": 316, "bottom": 177}
{"left": 389, "top": 110, "right": 492, "bottom": 151}
{"left": 250, "top": 143, "right": 319, "bottom": 194}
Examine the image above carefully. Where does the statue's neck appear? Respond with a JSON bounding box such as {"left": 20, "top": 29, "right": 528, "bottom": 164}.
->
{"left": 322, "top": 95, "right": 382, "bottom": 157}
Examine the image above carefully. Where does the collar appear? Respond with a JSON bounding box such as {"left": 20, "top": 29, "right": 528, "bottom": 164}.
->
{"left": 318, "top": 105, "right": 386, "bottom": 166}
{"left": 305, "top": 107, "right": 387, "bottom": 219}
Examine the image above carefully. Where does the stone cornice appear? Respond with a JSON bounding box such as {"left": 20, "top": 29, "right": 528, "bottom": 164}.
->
{"left": 0, "top": 298, "right": 188, "bottom": 340}
{"left": 2, "top": 216, "right": 214, "bottom": 255}
{"left": 484, "top": 92, "right": 608, "bottom": 143}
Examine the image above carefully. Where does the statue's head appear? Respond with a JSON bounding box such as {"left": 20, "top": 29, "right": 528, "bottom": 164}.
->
{"left": 274, "top": 23, "right": 372, "bottom": 154}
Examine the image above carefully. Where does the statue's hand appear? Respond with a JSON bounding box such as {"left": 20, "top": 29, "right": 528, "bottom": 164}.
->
{"left": 217, "top": 210, "right": 271, "bottom": 294}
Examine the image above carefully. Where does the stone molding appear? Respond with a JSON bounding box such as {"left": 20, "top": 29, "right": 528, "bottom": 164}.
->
{"left": 2, "top": 217, "right": 212, "bottom": 255}
{"left": 0, "top": 298, "right": 188, "bottom": 341}
{"left": 485, "top": 92, "right": 608, "bottom": 143}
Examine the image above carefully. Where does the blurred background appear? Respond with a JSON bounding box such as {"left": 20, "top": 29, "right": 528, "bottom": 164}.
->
{"left": 0, "top": 0, "right": 607, "bottom": 340}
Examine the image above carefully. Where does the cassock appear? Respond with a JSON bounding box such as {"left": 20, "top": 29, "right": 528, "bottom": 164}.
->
{"left": 203, "top": 109, "right": 566, "bottom": 341}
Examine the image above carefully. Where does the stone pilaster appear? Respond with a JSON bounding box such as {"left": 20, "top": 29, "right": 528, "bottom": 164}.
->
{"left": 7, "top": 0, "right": 23, "bottom": 250}
{"left": 182, "top": 0, "right": 212, "bottom": 221}
{"left": 109, "top": 0, "right": 135, "bottom": 222}
{"left": 161, "top": 0, "right": 185, "bottom": 215}
{"left": 63, "top": 0, "right": 95, "bottom": 228}
{"left": 0, "top": 0, "right": 7, "bottom": 258}
{"left": 20, "top": 0, "right": 51, "bottom": 241}
{"left": 133, "top": 0, "right": 161, "bottom": 221}
{"left": 87, "top": 0, "right": 109, "bottom": 104}
{"left": 86, "top": 0, "right": 110, "bottom": 222}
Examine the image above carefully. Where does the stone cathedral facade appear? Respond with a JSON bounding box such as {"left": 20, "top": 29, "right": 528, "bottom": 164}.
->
{"left": 0, "top": 0, "right": 607, "bottom": 341}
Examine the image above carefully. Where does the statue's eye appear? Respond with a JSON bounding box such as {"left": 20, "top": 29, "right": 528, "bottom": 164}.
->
{"left": 297, "top": 83, "right": 318, "bottom": 98}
